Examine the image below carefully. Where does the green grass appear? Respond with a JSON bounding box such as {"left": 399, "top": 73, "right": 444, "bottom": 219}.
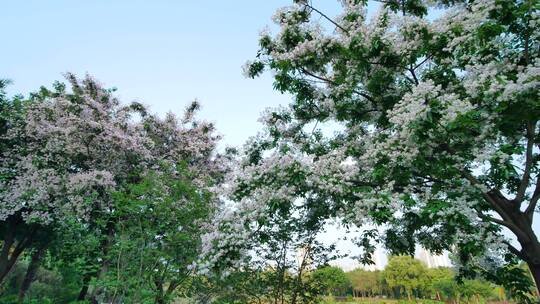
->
{"left": 322, "top": 297, "right": 444, "bottom": 304}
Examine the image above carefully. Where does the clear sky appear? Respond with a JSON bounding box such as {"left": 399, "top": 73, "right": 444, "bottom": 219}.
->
{"left": 1, "top": 0, "right": 346, "bottom": 148}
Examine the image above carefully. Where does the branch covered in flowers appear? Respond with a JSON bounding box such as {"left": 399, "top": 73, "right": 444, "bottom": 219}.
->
{"left": 205, "top": 0, "right": 540, "bottom": 297}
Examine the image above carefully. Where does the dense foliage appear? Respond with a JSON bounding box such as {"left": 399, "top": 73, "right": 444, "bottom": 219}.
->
{"left": 0, "top": 75, "right": 226, "bottom": 303}
{"left": 202, "top": 0, "right": 540, "bottom": 301}
{"left": 197, "top": 257, "right": 509, "bottom": 304}
{"left": 1, "top": 0, "right": 539, "bottom": 302}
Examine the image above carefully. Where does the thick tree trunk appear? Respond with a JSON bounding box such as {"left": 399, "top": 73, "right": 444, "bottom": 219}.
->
{"left": 510, "top": 211, "right": 540, "bottom": 296}
{"left": 0, "top": 229, "right": 34, "bottom": 284}
{"left": 0, "top": 224, "right": 16, "bottom": 283}
{"left": 527, "top": 260, "right": 540, "bottom": 297}
{"left": 89, "top": 222, "right": 115, "bottom": 303}
{"left": 18, "top": 246, "right": 46, "bottom": 302}
{"left": 77, "top": 272, "right": 93, "bottom": 301}
{"left": 483, "top": 190, "right": 540, "bottom": 296}
{"left": 0, "top": 251, "right": 22, "bottom": 283}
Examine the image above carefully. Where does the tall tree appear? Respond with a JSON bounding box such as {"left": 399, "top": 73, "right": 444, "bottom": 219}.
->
{"left": 91, "top": 164, "right": 216, "bottom": 303}
{"left": 222, "top": 0, "right": 540, "bottom": 297}
{"left": 0, "top": 75, "right": 227, "bottom": 303}
{"left": 347, "top": 268, "right": 381, "bottom": 298}
{"left": 384, "top": 256, "right": 428, "bottom": 300}
{"left": 311, "top": 266, "right": 350, "bottom": 296}
{"left": 0, "top": 74, "right": 149, "bottom": 285}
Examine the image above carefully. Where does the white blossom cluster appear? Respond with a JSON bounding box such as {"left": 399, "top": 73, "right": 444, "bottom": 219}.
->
{"left": 200, "top": 0, "right": 540, "bottom": 282}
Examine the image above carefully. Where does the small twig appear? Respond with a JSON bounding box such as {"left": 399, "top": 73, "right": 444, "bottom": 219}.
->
{"left": 300, "top": 68, "right": 375, "bottom": 102}
{"left": 303, "top": 3, "right": 349, "bottom": 34}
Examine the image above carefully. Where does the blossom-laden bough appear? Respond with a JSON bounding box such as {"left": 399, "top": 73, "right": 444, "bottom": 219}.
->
{"left": 201, "top": 0, "right": 540, "bottom": 300}
{"left": 0, "top": 74, "right": 228, "bottom": 301}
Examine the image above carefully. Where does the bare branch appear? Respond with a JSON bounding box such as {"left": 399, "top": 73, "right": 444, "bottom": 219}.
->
{"left": 479, "top": 213, "right": 507, "bottom": 227}
{"left": 408, "top": 67, "right": 419, "bottom": 85}
{"left": 503, "top": 241, "right": 526, "bottom": 260}
{"left": 300, "top": 68, "right": 375, "bottom": 102}
{"left": 514, "top": 121, "right": 535, "bottom": 203}
{"left": 402, "top": 73, "right": 417, "bottom": 86}
{"left": 525, "top": 174, "right": 540, "bottom": 222}
{"left": 302, "top": 3, "right": 349, "bottom": 34}
{"left": 413, "top": 55, "right": 432, "bottom": 70}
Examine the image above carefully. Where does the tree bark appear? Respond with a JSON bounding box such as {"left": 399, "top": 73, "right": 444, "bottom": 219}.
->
{"left": 18, "top": 246, "right": 46, "bottom": 302}
{"left": 77, "top": 272, "right": 93, "bottom": 301}
{"left": 482, "top": 191, "right": 540, "bottom": 296}
{"left": 0, "top": 223, "right": 16, "bottom": 283}
{"left": 527, "top": 260, "right": 540, "bottom": 297}
{"left": 507, "top": 210, "right": 540, "bottom": 296}
{"left": 0, "top": 228, "right": 34, "bottom": 284}
{"left": 0, "top": 247, "right": 23, "bottom": 283}
{"left": 88, "top": 222, "right": 115, "bottom": 303}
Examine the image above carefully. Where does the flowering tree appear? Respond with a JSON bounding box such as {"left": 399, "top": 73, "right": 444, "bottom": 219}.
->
{"left": 0, "top": 74, "right": 150, "bottom": 284}
{"left": 199, "top": 145, "right": 341, "bottom": 303}
{"left": 0, "top": 74, "right": 226, "bottom": 299}
{"left": 204, "top": 0, "right": 540, "bottom": 297}
{"left": 81, "top": 101, "right": 226, "bottom": 302}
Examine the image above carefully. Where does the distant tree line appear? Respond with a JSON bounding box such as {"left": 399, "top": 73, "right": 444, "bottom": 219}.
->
{"left": 343, "top": 256, "right": 501, "bottom": 303}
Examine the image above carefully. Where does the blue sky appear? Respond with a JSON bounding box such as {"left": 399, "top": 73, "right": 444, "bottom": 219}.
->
{"left": 1, "top": 1, "right": 345, "bottom": 147}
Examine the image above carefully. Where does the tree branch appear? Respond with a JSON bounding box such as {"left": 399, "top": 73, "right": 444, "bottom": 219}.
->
{"left": 408, "top": 66, "right": 419, "bottom": 86}
{"left": 459, "top": 171, "right": 534, "bottom": 242}
{"left": 300, "top": 68, "right": 375, "bottom": 102}
{"left": 461, "top": 171, "right": 510, "bottom": 213}
{"left": 478, "top": 212, "right": 530, "bottom": 242}
{"left": 503, "top": 241, "right": 526, "bottom": 260}
{"left": 514, "top": 121, "right": 535, "bottom": 203}
{"left": 479, "top": 213, "right": 507, "bottom": 226}
{"left": 402, "top": 73, "right": 417, "bottom": 87}
{"left": 413, "top": 55, "right": 432, "bottom": 70}
{"left": 525, "top": 174, "right": 540, "bottom": 222}
{"left": 303, "top": 3, "right": 349, "bottom": 34}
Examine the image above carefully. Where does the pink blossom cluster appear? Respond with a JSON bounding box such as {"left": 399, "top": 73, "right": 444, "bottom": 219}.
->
{"left": 0, "top": 74, "right": 224, "bottom": 227}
